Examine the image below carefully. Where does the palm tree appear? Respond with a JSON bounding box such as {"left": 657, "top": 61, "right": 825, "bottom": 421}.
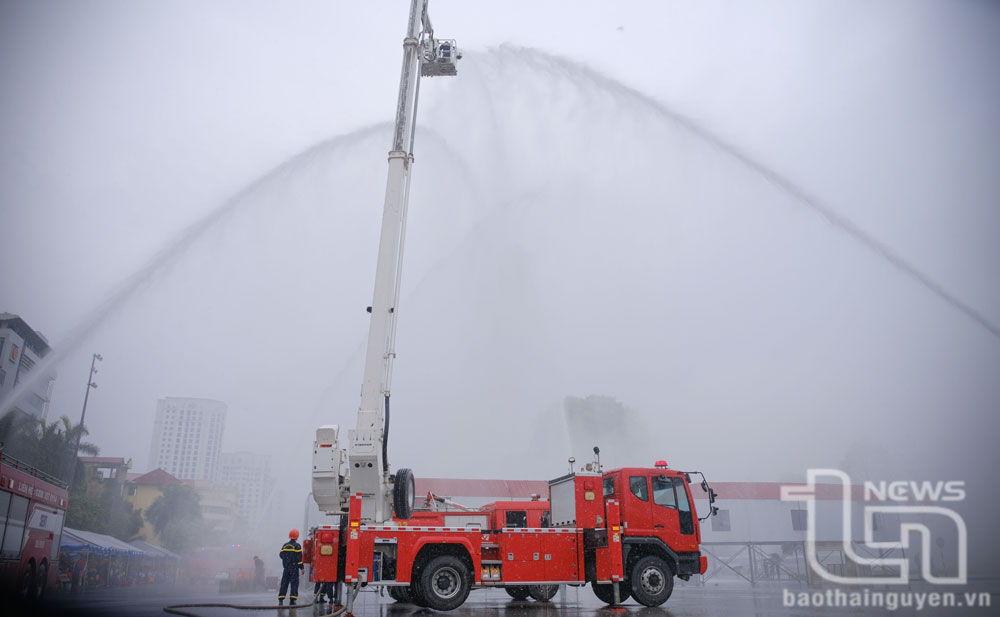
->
{"left": 0, "top": 411, "right": 98, "bottom": 482}
{"left": 39, "top": 415, "right": 100, "bottom": 481}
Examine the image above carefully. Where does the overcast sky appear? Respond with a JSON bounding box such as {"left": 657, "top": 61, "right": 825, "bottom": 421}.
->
{"left": 1, "top": 0, "right": 998, "bottom": 561}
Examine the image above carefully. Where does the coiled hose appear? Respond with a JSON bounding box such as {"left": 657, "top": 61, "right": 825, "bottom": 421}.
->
{"left": 163, "top": 584, "right": 359, "bottom": 617}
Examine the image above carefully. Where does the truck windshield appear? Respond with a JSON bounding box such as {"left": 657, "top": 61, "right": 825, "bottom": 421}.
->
{"left": 673, "top": 477, "right": 694, "bottom": 535}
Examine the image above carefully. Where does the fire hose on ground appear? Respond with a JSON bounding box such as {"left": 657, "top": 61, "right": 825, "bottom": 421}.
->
{"left": 163, "top": 583, "right": 360, "bottom": 617}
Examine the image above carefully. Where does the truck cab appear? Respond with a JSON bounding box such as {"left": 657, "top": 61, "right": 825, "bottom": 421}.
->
{"left": 546, "top": 459, "right": 712, "bottom": 607}
{"left": 600, "top": 465, "right": 706, "bottom": 585}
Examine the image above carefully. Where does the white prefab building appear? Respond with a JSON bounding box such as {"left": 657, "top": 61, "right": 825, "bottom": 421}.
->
{"left": 147, "top": 397, "right": 226, "bottom": 482}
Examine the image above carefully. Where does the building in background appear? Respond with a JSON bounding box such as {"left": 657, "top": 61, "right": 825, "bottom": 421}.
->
{"left": 76, "top": 456, "right": 131, "bottom": 500}
{"left": 125, "top": 468, "right": 239, "bottom": 546}
{"left": 147, "top": 397, "right": 226, "bottom": 482}
{"left": 125, "top": 468, "right": 185, "bottom": 545}
{"left": 188, "top": 480, "right": 239, "bottom": 537}
{"left": 219, "top": 451, "right": 273, "bottom": 530}
{"left": 0, "top": 312, "right": 56, "bottom": 420}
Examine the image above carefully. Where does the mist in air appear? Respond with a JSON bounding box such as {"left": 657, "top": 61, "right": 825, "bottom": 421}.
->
{"left": 1, "top": 1, "right": 997, "bottom": 572}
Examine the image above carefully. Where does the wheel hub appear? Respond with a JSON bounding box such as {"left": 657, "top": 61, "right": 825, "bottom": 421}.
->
{"left": 433, "top": 567, "right": 460, "bottom": 599}
{"left": 641, "top": 566, "right": 664, "bottom": 594}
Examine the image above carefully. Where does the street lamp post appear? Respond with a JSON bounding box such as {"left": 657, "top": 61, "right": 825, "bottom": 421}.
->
{"left": 71, "top": 353, "right": 102, "bottom": 473}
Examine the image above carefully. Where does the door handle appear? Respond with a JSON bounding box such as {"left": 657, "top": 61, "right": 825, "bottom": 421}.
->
{"left": 654, "top": 525, "right": 664, "bottom": 529}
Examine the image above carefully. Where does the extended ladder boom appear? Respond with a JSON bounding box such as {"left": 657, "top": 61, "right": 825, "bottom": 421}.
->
{"left": 312, "top": 0, "right": 459, "bottom": 524}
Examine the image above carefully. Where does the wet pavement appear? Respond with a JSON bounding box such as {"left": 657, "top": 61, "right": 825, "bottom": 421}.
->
{"left": 12, "top": 581, "right": 998, "bottom": 617}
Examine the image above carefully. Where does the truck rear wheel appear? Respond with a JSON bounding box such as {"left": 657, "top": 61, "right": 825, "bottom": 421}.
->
{"left": 388, "top": 585, "right": 412, "bottom": 603}
{"left": 591, "top": 580, "right": 630, "bottom": 605}
{"left": 630, "top": 555, "right": 673, "bottom": 607}
{"left": 393, "top": 468, "right": 415, "bottom": 519}
{"left": 505, "top": 585, "right": 530, "bottom": 600}
{"left": 18, "top": 562, "right": 35, "bottom": 601}
{"left": 419, "top": 555, "right": 471, "bottom": 611}
{"left": 528, "top": 584, "right": 558, "bottom": 602}
{"left": 35, "top": 561, "right": 48, "bottom": 601}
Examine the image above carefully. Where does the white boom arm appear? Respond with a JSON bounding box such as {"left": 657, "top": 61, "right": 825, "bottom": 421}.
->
{"left": 312, "top": 0, "right": 459, "bottom": 524}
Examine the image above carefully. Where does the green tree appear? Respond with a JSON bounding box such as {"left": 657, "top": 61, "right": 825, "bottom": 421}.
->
{"left": 146, "top": 484, "right": 208, "bottom": 552}
{"left": 0, "top": 411, "right": 98, "bottom": 482}
{"left": 66, "top": 484, "right": 144, "bottom": 541}
{"left": 40, "top": 415, "right": 100, "bottom": 481}
{"left": 105, "top": 494, "right": 143, "bottom": 540}
{"left": 65, "top": 492, "right": 104, "bottom": 531}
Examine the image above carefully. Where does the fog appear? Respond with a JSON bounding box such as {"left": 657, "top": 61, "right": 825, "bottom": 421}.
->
{"left": 1, "top": 0, "right": 998, "bottom": 572}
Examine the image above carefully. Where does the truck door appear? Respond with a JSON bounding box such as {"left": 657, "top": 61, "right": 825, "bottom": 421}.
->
{"left": 650, "top": 475, "right": 681, "bottom": 547}
{"left": 623, "top": 474, "right": 655, "bottom": 535}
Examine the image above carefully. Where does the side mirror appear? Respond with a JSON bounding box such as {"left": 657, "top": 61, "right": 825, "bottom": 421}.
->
{"left": 700, "top": 480, "right": 709, "bottom": 493}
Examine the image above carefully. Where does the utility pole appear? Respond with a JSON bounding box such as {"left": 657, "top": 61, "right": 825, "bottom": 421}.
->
{"left": 70, "top": 353, "right": 102, "bottom": 481}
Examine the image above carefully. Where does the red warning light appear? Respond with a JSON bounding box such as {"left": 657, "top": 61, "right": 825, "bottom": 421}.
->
{"left": 654, "top": 460, "right": 668, "bottom": 468}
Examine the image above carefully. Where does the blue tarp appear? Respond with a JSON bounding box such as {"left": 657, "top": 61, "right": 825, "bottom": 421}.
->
{"left": 60, "top": 527, "right": 149, "bottom": 556}
{"left": 129, "top": 540, "right": 182, "bottom": 560}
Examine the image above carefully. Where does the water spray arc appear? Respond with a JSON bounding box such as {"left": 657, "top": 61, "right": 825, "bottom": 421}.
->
{"left": 494, "top": 47, "right": 999, "bottom": 342}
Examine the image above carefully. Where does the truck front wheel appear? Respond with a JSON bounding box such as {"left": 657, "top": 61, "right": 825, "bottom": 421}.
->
{"left": 419, "top": 555, "right": 471, "bottom": 611}
{"left": 630, "top": 556, "right": 674, "bottom": 607}
{"left": 591, "top": 580, "right": 630, "bottom": 605}
{"left": 409, "top": 578, "right": 429, "bottom": 607}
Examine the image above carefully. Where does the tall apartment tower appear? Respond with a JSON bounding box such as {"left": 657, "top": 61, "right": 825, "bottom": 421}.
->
{"left": 148, "top": 397, "right": 226, "bottom": 481}
{"left": 219, "top": 451, "right": 273, "bottom": 527}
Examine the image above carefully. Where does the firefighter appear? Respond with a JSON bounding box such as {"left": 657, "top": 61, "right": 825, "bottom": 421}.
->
{"left": 277, "top": 529, "right": 304, "bottom": 605}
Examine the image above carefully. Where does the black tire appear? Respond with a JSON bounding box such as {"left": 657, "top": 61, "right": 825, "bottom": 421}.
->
{"left": 388, "top": 585, "right": 412, "bottom": 603}
{"left": 505, "top": 585, "right": 530, "bottom": 600}
{"left": 18, "top": 562, "right": 35, "bottom": 601}
{"left": 393, "top": 468, "right": 415, "bottom": 520}
{"left": 419, "top": 555, "right": 471, "bottom": 611}
{"left": 409, "top": 576, "right": 429, "bottom": 607}
{"left": 629, "top": 555, "right": 674, "bottom": 607}
{"left": 35, "top": 561, "right": 48, "bottom": 601}
{"left": 528, "top": 584, "right": 558, "bottom": 602}
{"left": 591, "top": 580, "right": 630, "bottom": 605}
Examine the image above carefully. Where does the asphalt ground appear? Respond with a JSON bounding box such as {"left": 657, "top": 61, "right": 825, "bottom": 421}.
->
{"left": 6, "top": 580, "right": 998, "bottom": 617}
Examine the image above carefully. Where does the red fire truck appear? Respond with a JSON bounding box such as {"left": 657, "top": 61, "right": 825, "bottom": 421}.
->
{"left": 305, "top": 1, "right": 718, "bottom": 611}
{"left": 306, "top": 454, "right": 717, "bottom": 610}
{"left": 0, "top": 451, "right": 68, "bottom": 600}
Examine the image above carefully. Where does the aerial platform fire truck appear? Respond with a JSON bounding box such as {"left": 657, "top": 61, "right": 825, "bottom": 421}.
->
{"left": 306, "top": 1, "right": 718, "bottom": 611}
